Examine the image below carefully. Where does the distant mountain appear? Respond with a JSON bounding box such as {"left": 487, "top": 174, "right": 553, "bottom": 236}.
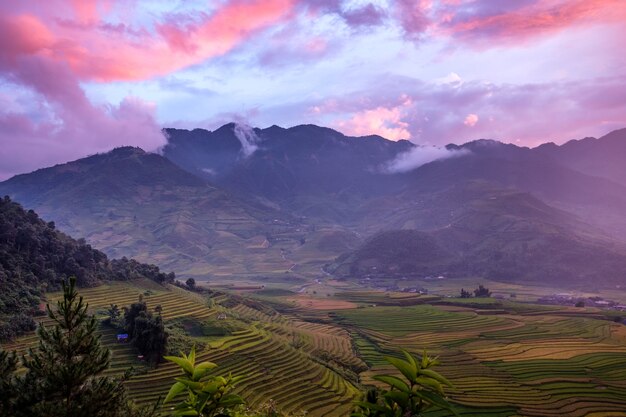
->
{"left": 535, "top": 128, "right": 626, "bottom": 186}
{"left": 0, "top": 147, "right": 300, "bottom": 276}
{"left": 390, "top": 137, "right": 626, "bottom": 240}
{"left": 164, "top": 124, "right": 626, "bottom": 240}
{"left": 0, "top": 197, "right": 174, "bottom": 340}
{"left": 4, "top": 124, "right": 626, "bottom": 289}
{"left": 164, "top": 124, "right": 413, "bottom": 223}
{"left": 330, "top": 182, "right": 626, "bottom": 287}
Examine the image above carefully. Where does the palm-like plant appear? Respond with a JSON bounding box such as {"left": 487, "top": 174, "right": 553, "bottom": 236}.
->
{"left": 164, "top": 346, "right": 244, "bottom": 416}
{"left": 352, "top": 349, "right": 458, "bottom": 417}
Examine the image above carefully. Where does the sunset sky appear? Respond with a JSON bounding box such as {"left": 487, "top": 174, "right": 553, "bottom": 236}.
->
{"left": 1, "top": 0, "right": 625, "bottom": 178}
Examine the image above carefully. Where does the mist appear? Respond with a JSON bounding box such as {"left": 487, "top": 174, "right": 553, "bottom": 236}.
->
{"left": 234, "top": 123, "right": 261, "bottom": 157}
{"left": 383, "top": 145, "right": 469, "bottom": 173}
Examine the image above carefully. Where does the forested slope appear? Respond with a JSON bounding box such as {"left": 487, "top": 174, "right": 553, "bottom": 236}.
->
{"left": 0, "top": 196, "right": 174, "bottom": 340}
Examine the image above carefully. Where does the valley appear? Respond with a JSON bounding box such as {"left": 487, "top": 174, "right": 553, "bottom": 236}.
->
{"left": 5, "top": 277, "right": 626, "bottom": 416}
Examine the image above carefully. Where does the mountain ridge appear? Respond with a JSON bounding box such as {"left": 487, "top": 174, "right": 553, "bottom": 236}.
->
{"left": 2, "top": 124, "right": 626, "bottom": 288}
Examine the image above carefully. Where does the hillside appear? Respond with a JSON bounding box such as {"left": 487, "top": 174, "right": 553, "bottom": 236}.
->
{"left": 330, "top": 183, "right": 626, "bottom": 287}
{"left": 0, "top": 197, "right": 173, "bottom": 340}
{"left": 399, "top": 140, "right": 626, "bottom": 240}
{"left": 0, "top": 147, "right": 302, "bottom": 276}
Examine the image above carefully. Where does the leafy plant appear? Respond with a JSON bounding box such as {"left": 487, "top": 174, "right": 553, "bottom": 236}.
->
{"left": 164, "top": 346, "right": 244, "bottom": 416}
{"left": 352, "top": 350, "right": 458, "bottom": 417}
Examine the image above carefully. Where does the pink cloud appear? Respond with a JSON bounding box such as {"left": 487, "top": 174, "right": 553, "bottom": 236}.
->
{"left": 335, "top": 99, "right": 413, "bottom": 141}
{"left": 0, "top": 0, "right": 295, "bottom": 82}
{"left": 436, "top": 0, "right": 626, "bottom": 45}
{"left": 0, "top": 0, "right": 297, "bottom": 178}
{"left": 301, "top": 75, "right": 626, "bottom": 146}
{"left": 386, "top": 0, "right": 626, "bottom": 47}
{"left": 0, "top": 56, "right": 164, "bottom": 179}
{"left": 464, "top": 113, "right": 478, "bottom": 127}
{"left": 393, "top": 0, "right": 433, "bottom": 41}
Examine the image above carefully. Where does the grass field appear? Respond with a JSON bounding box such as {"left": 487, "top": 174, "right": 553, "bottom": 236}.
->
{"left": 3, "top": 279, "right": 626, "bottom": 416}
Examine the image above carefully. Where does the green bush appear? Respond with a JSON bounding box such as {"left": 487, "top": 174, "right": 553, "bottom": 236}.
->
{"left": 352, "top": 350, "right": 458, "bottom": 417}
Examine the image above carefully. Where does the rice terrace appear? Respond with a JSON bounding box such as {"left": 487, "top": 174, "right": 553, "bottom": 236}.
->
{"left": 5, "top": 276, "right": 626, "bottom": 416}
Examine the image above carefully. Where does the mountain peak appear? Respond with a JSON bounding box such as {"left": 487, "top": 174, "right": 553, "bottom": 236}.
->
{"left": 108, "top": 146, "right": 147, "bottom": 157}
{"left": 599, "top": 127, "right": 626, "bottom": 142}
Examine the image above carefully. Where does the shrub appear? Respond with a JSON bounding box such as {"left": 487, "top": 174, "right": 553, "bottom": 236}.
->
{"left": 352, "top": 350, "right": 458, "bottom": 417}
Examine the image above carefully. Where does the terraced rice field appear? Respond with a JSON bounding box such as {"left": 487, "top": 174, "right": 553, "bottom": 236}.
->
{"left": 5, "top": 280, "right": 626, "bottom": 416}
{"left": 334, "top": 290, "right": 440, "bottom": 306}
{"left": 1, "top": 279, "right": 360, "bottom": 417}
{"left": 336, "top": 302, "right": 626, "bottom": 417}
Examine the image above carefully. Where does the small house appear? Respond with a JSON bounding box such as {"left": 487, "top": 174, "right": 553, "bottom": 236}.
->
{"left": 117, "top": 334, "right": 129, "bottom": 343}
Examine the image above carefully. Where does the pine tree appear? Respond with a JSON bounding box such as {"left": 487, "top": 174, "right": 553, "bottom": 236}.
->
{"left": 16, "top": 277, "right": 140, "bottom": 417}
{"left": 0, "top": 349, "right": 18, "bottom": 415}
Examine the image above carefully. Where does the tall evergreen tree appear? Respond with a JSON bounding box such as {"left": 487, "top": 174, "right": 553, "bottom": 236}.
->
{"left": 16, "top": 277, "right": 142, "bottom": 417}
{"left": 0, "top": 349, "right": 18, "bottom": 415}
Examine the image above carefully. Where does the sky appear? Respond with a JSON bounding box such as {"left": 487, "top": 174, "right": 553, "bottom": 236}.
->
{"left": 0, "top": 0, "right": 625, "bottom": 179}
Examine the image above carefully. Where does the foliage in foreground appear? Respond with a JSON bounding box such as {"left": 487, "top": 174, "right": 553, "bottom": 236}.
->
{"left": 163, "top": 345, "right": 244, "bottom": 416}
{"left": 163, "top": 346, "right": 309, "bottom": 417}
{"left": 352, "top": 350, "right": 458, "bottom": 417}
{"left": 0, "top": 277, "right": 156, "bottom": 417}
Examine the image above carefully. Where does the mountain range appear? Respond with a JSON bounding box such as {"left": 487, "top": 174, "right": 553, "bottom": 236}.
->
{"left": 2, "top": 124, "right": 626, "bottom": 288}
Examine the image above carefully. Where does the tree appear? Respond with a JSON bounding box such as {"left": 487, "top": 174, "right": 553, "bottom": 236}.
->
{"left": 460, "top": 288, "right": 472, "bottom": 298}
{"left": 352, "top": 350, "right": 458, "bottom": 417}
{"left": 186, "top": 278, "right": 196, "bottom": 291}
{"left": 105, "top": 303, "right": 122, "bottom": 327}
{"left": 123, "top": 298, "right": 168, "bottom": 363}
{"left": 474, "top": 285, "right": 491, "bottom": 298}
{"left": 164, "top": 345, "right": 244, "bottom": 416}
{"left": 0, "top": 349, "right": 18, "bottom": 415}
{"left": 16, "top": 277, "right": 149, "bottom": 417}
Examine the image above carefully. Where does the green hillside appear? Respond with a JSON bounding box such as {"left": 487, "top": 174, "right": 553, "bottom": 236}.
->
{"left": 0, "top": 196, "right": 173, "bottom": 340}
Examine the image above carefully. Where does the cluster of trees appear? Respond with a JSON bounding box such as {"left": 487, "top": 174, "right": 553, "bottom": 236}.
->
{"left": 122, "top": 298, "right": 168, "bottom": 364}
{"left": 459, "top": 285, "right": 492, "bottom": 298}
{"left": 104, "top": 297, "right": 168, "bottom": 364}
{"left": 0, "top": 197, "right": 175, "bottom": 341}
{"left": 111, "top": 258, "right": 176, "bottom": 285}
